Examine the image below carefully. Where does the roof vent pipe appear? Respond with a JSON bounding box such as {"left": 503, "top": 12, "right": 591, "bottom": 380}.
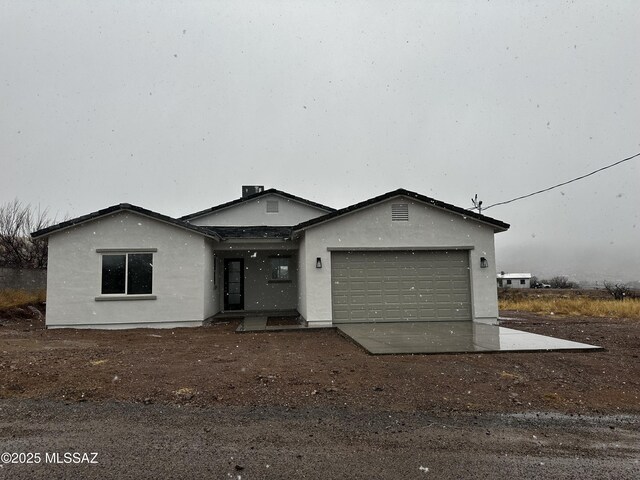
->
{"left": 242, "top": 185, "right": 264, "bottom": 198}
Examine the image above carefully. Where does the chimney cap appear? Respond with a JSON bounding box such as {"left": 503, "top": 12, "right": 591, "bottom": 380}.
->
{"left": 242, "top": 185, "right": 264, "bottom": 198}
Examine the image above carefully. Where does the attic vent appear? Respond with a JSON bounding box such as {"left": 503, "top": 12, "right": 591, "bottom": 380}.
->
{"left": 391, "top": 203, "right": 409, "bottom": 221}
{"left": 266, "top": 200, "right": 279, "bottom": 213}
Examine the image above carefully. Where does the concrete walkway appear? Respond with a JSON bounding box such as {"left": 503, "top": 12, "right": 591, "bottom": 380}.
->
{"left": 236, "top": 316, "right": 330, "bottom": 333}
{"left": 236, "top": 316, "right": 268, "bottom": 332}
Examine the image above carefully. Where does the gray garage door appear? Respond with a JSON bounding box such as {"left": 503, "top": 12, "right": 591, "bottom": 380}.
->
{"left": 331, "top": 250, "right": 471, "bottom": 323}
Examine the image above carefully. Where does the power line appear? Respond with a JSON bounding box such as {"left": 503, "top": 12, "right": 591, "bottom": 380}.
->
{"left": 473, "top": 151, "right": 640, "bottom": 212}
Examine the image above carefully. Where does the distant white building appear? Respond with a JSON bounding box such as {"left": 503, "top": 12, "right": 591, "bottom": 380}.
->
{"left": 497, "top": 272, "right": 532, "bottom": 289}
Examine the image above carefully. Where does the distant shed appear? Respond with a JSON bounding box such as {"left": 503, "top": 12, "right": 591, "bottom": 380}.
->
{"left": 497, "top": 272, "right": 532, "bottom": 289}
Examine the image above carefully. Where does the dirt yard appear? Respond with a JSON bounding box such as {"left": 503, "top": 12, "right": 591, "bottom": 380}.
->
{"left": 1, "top": 305, "right": 639, "bottom": 478}
{"left": 1, "top": 306, "right": 638, "bottom": 415}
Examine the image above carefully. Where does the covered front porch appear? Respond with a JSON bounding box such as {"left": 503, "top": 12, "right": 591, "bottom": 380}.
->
{"left": 211, "top": 241, "right": 300, "bottom": 315}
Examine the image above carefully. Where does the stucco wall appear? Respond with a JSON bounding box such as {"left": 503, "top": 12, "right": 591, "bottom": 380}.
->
{"left": 297, "top": 239, "right": 307, "bottom": 319}
{"left": 45, "top": 211, "right": 213, "bottom": 329}
{"left": 188, "top": 194, "right": 329, "bottom": 226}
{"left": 298, "top": 196, "right": 501, "bottom": 326}
{"left": 203, "top": 239, "right": 219, "bottom": 318}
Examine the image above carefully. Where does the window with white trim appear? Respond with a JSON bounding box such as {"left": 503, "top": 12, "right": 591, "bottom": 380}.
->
{"left": 101, "top": 253, "right": 153, "bottom": 295}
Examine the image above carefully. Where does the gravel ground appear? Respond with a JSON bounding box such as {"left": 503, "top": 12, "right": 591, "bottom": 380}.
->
{"left": 0, "top": 399, "right": 638, "bottom": 479}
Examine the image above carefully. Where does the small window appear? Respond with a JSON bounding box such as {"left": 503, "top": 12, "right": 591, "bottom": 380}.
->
{"left": 391, "top": 203, "right": 409, "bottom": 221}
{"left": 266, "top": 200, "right": 279, "bottom": 213}
{"left": 507, "top": 279, "right": 512, "bottom": 285}
{"left": 270, "top": 257, "right": 289, "bottom": 281}
{"left": 520, "top": 279, "right": 526, "bottom": 285}
{"left": 101, "top": 253, "right": 153, "bottom": 295}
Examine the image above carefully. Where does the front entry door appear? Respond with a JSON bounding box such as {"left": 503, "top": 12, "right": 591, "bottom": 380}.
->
{"left": 224, "top": 259, "right": 244, "bottom": 310}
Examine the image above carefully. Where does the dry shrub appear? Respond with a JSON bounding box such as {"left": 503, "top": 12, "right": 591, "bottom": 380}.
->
{"left": 0, "top": 289, "right": 46, "bottom": 310}
{"left": 499, "top": 296, "right": 640, "bottom": 319}
{"left": 497, "top": 288, "right": 527, "bottom": 302}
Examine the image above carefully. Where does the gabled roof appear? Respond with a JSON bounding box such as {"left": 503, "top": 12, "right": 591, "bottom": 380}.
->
{"left": 32, "top": 189, "right": 509, "bottom": 240}
{"left": 180, "top": 188, "right": 336, "bottom": 221}
{"left": 31, "top": 203, "right": 222, "bottom": 240}
{"left": 203, "top": 226, "right": 292, "bottom": 240}
{"left": 292, "top": 188, "right": 510, "bottom": 232}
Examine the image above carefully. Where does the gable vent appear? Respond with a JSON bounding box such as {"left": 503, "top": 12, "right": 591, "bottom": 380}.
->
{"left": 266, "top": 200, "right": 279, "bottom": 213}
{"left": 391, "top": 203, "right": 409, "bottom": 221}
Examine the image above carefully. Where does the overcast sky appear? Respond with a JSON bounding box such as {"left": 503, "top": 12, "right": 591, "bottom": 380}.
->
{"left": 1, "top": 1, "right": 638, "bottom": 282}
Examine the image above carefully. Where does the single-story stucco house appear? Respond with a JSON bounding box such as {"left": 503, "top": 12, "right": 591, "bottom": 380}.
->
{"left": 32, "top": 186, "right": 510, "bottom": 329}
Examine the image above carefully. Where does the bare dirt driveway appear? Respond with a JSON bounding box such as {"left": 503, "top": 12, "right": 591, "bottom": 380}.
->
{"left": 0, "top": 309, "right": 639, "bottom": 478}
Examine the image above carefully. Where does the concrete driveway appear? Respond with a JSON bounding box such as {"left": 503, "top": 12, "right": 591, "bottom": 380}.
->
{"left": 336, "top": 321, "right": 602, "bottom": 354}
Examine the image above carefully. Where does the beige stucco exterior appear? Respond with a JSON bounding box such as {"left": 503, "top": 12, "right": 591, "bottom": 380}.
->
{"left": 40, "top": 191, "right": 506, "bottom": 329}
{"left": 203, "top": 238, "right": 219, "bottom": 318}
{"left": 296, "top": 196, "right": 500, "bottom": 327}
{"left": 188, "top": 194, "right": 329, "bottom": 226}
{"left": 45, "top": 211, "right": 216, "bottom": 329}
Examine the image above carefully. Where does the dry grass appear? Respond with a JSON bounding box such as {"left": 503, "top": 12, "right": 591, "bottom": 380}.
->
{"left": 0, "top": 289, "right": 46, "bottom": 310}
{"left": 500, "top": 296, "right": 640, "bottom": 319}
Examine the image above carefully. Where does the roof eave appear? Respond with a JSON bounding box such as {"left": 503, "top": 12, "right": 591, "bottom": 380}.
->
{"left": 31, "top": 204, "right": 221, "bottom": 241}
{"left": 180, "top": 188, "right": 336, "bottom": 221}
{"left": 292, "top": 189, "right": 510, "bottom": 233}
{"left": 221, "top": 238, "right": 294, "bottom": 243}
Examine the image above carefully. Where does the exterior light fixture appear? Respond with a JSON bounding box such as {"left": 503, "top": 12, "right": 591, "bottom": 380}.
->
{"left": 480, "top": 257, "right": 488, "bottom": 268}
{"left": 316, "top": 257, "right": 322, "bottom": 268}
